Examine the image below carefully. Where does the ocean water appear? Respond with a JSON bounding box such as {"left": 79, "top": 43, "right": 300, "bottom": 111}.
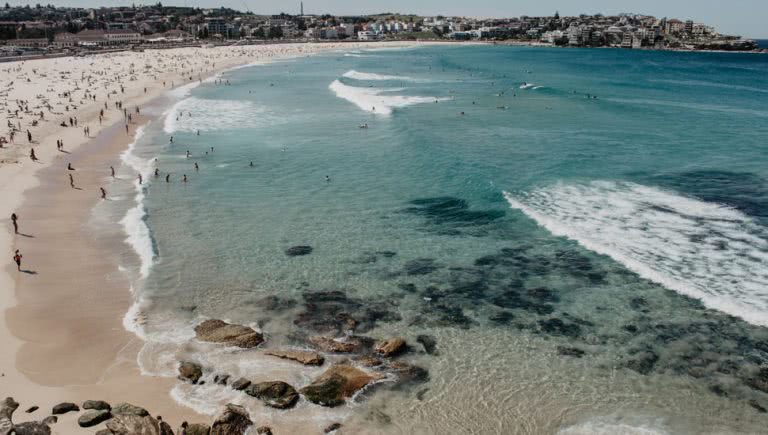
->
{"left": 111, "top": 45, "right": 768, "bottom": 433}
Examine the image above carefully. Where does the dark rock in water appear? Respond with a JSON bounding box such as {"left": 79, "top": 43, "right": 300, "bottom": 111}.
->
{"left": 388, "top": 361, "right": 429, "bottom": 388}
{"left": 178, "top": 361, "right": 204, "bottom": 384}
{"left": 324, "top": 422, "right": 342, "bottom": 433}
{"left": 491, "top": 288, "right": 554, "bottom": 315}
{"left": 403, "top": 258, "right": 439, "bottom": 276}
{"left": 557, "top": 346, "right": 586, "bottom": 358}
{"left": 285, "top": 245, "right": 313, "bottom": 256}
{"left": 416, "top": 334, "right": 438, "bottom": 355}
{"left": 245, "top": 381, "right": 299, "bottom": 409}
{"left": 430, "top": 303, "right": 475, "bottom": 329}
{"left": 300, "top": 364, "right": 384, "bottom": 407}
{"left": 214, "top": 374, "right": 230, "bottom": 385}
{"left": 474, "top": 255, "right": 502, "bottom": 267}
{"left": 256, "top": 426, "right": 273, "bottom": 435}
{"left": 40, "top": 416, "right": 56, "bottom": 426}
{"left": 398, "top": 283, "right": 417, "bottom": 293}
{"left": 11, "top": 421, "right": 51, "bottom": 435}
{"left": 375, "top": 337, "right": 407, "bottom": 357}
{"left": 265, "top": 349, "right": 324, "bottom": 366}
{"left": 376, "top": 251, "right": 397, "bottom": 258}
{"left": 489, "top": 311, "right": 515, "bottom": 324}
{"left": 354, "top": 355, "right": 384, "bottom": 367}
{"left": 404, "top": 197, "right": 505, "bottom": 227}
{"left": 25, "top": 406, "right": 38, "bottom": 414}
{"left": 230, "top": 378, "right": 251, "bottom": 391}
{"left": 365, "top": 408, "right": 392, "bottom": 425}
{"left": 194, "top": 319, "right": 264, "bottom": 349}
{"left": 708, "top": 385, "right": 728, "bottom": 397}
{"left": 749, "top": 400, "right": 767, "bottom": 413}
{"left": 210, "top": 404, "right": 253, "bottom": 435}
{"left": 78, "top": 410, "right": 112, "bottom": 428}
{"left": 625, "top": 350, "right": 659, "bottom": 375}
{"left": 180, "top": 422, "right": 212, "bottom": 435}
{"left": 623, "top": 324, "right": 638, "bottom": 333}
{"left": 309, "top": 336, "right": 357, "bottom": 353}
{"left": 111, "top": 403, "right": 149, "bottom": 417}
{"left": 258, "top": 295, "right": 297, "bottom": 312}
{"left": 51, "top": 402, "right": 79, "bottom": 415}
{"left": 294, "top": 290, "right": 400, "bottom": 334}
{"left": 0, "top": 397, "right": 19, "bottom": 435}
{"left": 745, "top": 367, "right": 768, "bottom": 393}
{"left": 83, "top": 400, "right": 111, "bottom": 411}
{"left": 538, "top": 318, "right": 582, "bottom": 338}
{"left": 629, "top": 297, "right": 649, "bottom": 311}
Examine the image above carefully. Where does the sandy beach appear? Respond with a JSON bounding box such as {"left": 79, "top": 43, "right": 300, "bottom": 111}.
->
{"left": 0, "top": 41, "right": 420, "bottom": 434}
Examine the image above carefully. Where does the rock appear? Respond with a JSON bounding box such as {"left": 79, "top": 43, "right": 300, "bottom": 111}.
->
{"left": 324, "top": 423, "right": 342, "bottom": 433}
{"left": 78, "top": 410, "right": 112, "bottom": 428}
{"left": 159, "top": 419, "right": 174, "bottom": 435}
{"left": 210, "top": 404, "right": 252, "bottom": 435}
{"left": 96, "top": 430, "right": 112, "bottom": 435}
{"left": 295, "top": 291, "right": 400, "bottom": 334}
{"left": 388, "top": 361, "right": 429, "bottom": 387}
{"left": 256, "top": 426, "right": 273, "bottom": 435}
{"left": 538, "top": 318, "right": 582, "bottom": 337}
{"left": 285, "top": 245, "right": 313, "bottom": 256}
{"left": 309, "top": 336, "right": 356, "bottom": 353}
{"left": 355, "top": 355, "right": 384, "bottom": 367}
{"left": 557, "top": 346, "right": 586, "bottom": 358}
{"left": 625, "top": 350, "right": 659, "bottom": 375}
{"left": 214, "top": 374, "right": 230, "bottom": 385}
{"left": 11, "top": 421, "right": 51, "bottom": 435}
{"left": 51, "top": 402, "right": 79, "bottom": 415}
{"left": 230, "top": 378, "right": 251, "bottom": 391}
{"left": 178, "top": 361, "right": 204, "bottom": 384}
{"left": 300, "top": 364, "right": 384, "bottom": 407}
{"left": 746, "top": 367, "right": 768, "bottom": 393}
{"left": 749, "top": 400, "right": 767, "bottom": 413}
{"left": 41, "top": 417, "right": 57, "bottom": 426}
{"left": 375, "top": 337, "right": 407, "bottom": 357}
{"left": 416, "top": 335, "right": 438, "bottom": 355}
{"left": 265, "top": 349, "right": 324, "bottom": 366}
{"left": 106, "top": 413, "right": 162, "bottom": 435}
{"left": 245, "top": 381, "right": 299, "bottom": 409}
{"left": 111, "top": 403, "right": 150, "bottom": 417}
{"left": 194, "top": 319, "right": 264, "bottom": 349}
{"left": 83, "top": 400, "right": 111, "bottom": 411}
{"left": 0, "top": 397, "right": 18, "bottom": 435}
{"left": 179, "top": 422, "right": 211, "bottom": 435}
{"left": 25, "top": 406, "right": 39, "bottom": 413}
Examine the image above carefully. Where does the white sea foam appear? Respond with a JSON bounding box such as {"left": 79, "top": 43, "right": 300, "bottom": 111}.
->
{"left": 118, "top": 125, "right": 156, "bottom": 281}
{"left": 504, "top": 181, "right": 768, "bottom": 326}
{"left": 342, "top": 69, "right": 416, "bottom": 82}
{"left": 519, "top": 83, "right": 539, "bottom": 89}
{"left": 329, "top": 80, "right": 446, "bottom": 116}
{"left": 557, "top": 418, "right": 669, "bottom": 435}
{"left": 163, "top": 97, "right": 280, "bottom": 133}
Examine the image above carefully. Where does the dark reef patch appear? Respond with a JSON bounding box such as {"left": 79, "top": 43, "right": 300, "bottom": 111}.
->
{"left": 403, "top": 258, "right": 440, "bottom": 276}
{"left": 293, "top": 290, "right": 401, "bottom": 334}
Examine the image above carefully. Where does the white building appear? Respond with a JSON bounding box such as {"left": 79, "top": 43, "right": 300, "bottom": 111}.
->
{"left": 357, "top": 31, "right": 380, "bottom": 40}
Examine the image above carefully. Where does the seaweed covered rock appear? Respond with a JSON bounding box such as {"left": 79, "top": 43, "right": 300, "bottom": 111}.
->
{"left": 300, "top": 364, "right": 384, "bottom": 407}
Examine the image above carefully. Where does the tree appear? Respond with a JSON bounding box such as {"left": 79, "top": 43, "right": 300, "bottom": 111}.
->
{"left": 267, "top": 26, "right": 283, "bottom": 39}
{"left": 253, "top": 27, "right": 265, "bottom": 39}
{"left": 202, "top": 26, "right": 209, "bottom": 38}
{"left": 554, "top": 11, "right": 559, "bottom": 20}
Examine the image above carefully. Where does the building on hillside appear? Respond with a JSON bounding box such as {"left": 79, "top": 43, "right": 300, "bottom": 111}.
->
{"left": 9, "top": 38, "right": 48, "bottom": 48}
{"left": 105, "top": 29, "right": 142, "bottom": 44}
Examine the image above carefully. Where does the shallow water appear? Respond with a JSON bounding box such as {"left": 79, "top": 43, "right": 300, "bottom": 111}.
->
{"left": 110, "top": 45, "right": 768, "bottom": 433}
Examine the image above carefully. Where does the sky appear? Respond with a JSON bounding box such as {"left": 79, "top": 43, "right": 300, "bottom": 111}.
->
{"left": 11, "top": 1, "right": 768, "bottom": 38}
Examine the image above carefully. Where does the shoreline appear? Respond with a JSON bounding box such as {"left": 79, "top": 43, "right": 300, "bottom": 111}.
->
{"left": 0, "top": 41, "right": 424, "bottom": 433}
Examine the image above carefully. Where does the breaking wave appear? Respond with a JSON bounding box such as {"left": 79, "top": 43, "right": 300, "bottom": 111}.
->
{"left": 504, "top": 181, "right": 768, "bottom": 326}
{"left": 329, "top": 80, "right": 446, "bottom": 116}
{"left": 343, "top": 69, "right": 417, "bottom": 82}
{"left": 163, "top": 97, "right": 281, "bottom": 133}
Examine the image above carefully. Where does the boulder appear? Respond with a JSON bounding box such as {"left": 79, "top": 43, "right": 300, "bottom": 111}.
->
{"left": 300, "top": 364, "right": 384, "bottom": 407}
{"left": 557, "top": 346, "right": 585, "bottom": 358}
{"left": 245, "top": 381, "right": 299, "bottom": 409}
{"left": 178, "top": 361, "right": 204, "bottom": 384}
{"left": 158, "top": 418, "right": 174, "bottom": 435}
{"left": 309, "top": 336, "right": 355, "bottom": 353}
{"left": 375, "top": 338, "right": 407, "bottom": 357}
{"left": 265, "top": 350, "right": 324, "bottom": 366}
{"left": 51, "top": 402, "right": 79, "bottom": 415}
{"left": 324, "top": 423, "right": 342, "bottom": 433}
{"left": 256, "top": 426, "right": 273, "bottom": 435}
{"left": 416, "top": 335, "right": 438, "bottom": 355}
{"left": 40, "top": 417, "right": 57, "bottom": 426}
{"left": 0, "top": 397, "right": 19, "bottom": 435}
{"left": 111, "top": 403, "right": 149, "bottom": 417}
{"left": 11, "top": 421, "right": 51, "bottom": 435}
{"left": 179, "top": 422, "right": 211, "bottom": 435}
{"left": 25, "top": 406, "right": 38, "bottom": 414}
{"left": 355, "top": 355, "right": 383, "bottom": 367}
{"left": 78, "top": 410, "right": 112, "bottom": 428}
{"left": 285, "top": 245, "right": 313, "bottom": 256}
{"left": 214, "top": 374, "right": 230, "bottom": 385}
{"left": 389, "top": 361, "right": 429, "bottom": 387}
{"left": 83, "top": 400, "right": 112, "bottom": 411}
{"left": 106, "top": 414, "right": 162, "bottom": 435}
{"left": 194, "top": 320, "right": 264, "bottom": 349}
{"left": 230, "top": 378, "right": 251, "bottom": 391}
{"left": 210, "top": 404, "right": 252, "bottom": 435}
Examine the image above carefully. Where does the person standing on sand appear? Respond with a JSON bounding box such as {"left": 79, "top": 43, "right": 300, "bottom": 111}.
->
{"left": 11, "top": 213, "right": 18, "bottom": 234}
{"left": 165, "top": 173, "right": 170, "bottom": 183}
{"left": 69, "top": 173, "right": 75, "bottom": 189}
{"left": 182, "top": 174, "right": 187, "bottom": 183}
{"left": 30, "top": 148, "right": 37, "bottom": 161}
{"left": 110, "top": 166, "right": 115, "bottom": 178}
{"left": 100, "top": 187, "right": 107, "bottom": 199}
{"left": 138, "top": 174, "right": 143, "bottom": 185}
{"left": 13, "top": 250, "right": 22, "bottom": 271}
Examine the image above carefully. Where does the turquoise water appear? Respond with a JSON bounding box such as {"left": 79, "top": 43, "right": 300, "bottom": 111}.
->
{"left": 121, "top": 46, "right": 768, "bottom": 433}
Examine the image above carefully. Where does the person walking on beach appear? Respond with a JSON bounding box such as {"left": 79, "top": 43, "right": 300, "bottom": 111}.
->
{"left": 110, "top": 166, "right": 115, "bottom": 178}
{"left": 11, "top": 213, "right": 18, "bottom": 234}
{"left": 138, "top": 173, "right": 143, "bottom": 185}
{"left": 67, "top": 163, "right": 74, "bottom": 171}
{"left": 69, "top": 173, "right": 75, "bottom": 189}
{"left": 182, "top": 174, "right": 187, "bottom": 183}
{"left": 154, "top": 168, "right": 159, "bottom": 177}
{"left": 30, "top": 148, "right": 37, "bottom": 161}
{"left": 165, "top": 173, "right": 170, "bottom": 183}
{"left": 13, "top": 250, "right": 22, "bottom": 271}
{"left": 100, "top": 187, "right": 107, "bottom": 199}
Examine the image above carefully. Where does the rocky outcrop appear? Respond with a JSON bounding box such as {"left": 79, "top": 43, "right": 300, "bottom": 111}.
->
{"left": 12, "top": 421, "right": 51, "bottom": 435}
{"left": 111, "top": 403, "right": 149, "bottom": 417}
{"left": 230, "top": 378, "right": 251, "bottom": 391}
{"left": 104, "top": 402, "right": 160, "bottom": 435}
{"left": 375, "top": 338, "right": 407, "bottom": 357}
{"left": 265, "top": 349, "right": 324, "bottom": 366}
{"left": 300, "top": 364, "right": 384, "bottom": 407}
{"left": 388, "top": 361, "right": 429, "bottom": 387}
{"left": 309, "top": 335, "right": 374, "bottom": 353}
{"left": 244, "top": 381, "right": 299, "bottom": 409}
{"left": 255, "top": 426, "right": 273, "bottom": 435}
{"left": 416, "top": 335, "right": 438, "bottom": 355}
{"left": 0, "top": 397, "right": 19, "bottom": 435}
{"left": 51, "top": 402, "right": 79, "bottom": 415}
{"left": 83, "top": 400, "right": 112, "bottom": 411}
{"left": 179, "top": 422, "right": 211, "bottom": 435}
{"left": 78, "top": 410, "right": 112, "bottom": 428}
{"left": 285, "top": 245, "right": 313, "bottom": 256}
{"left": 178, "top": 361, "right": 204, "bottom": 384}
{"left": 210, "top": 404, "right": 252, "bottom": 435}
{"left": 194, "top": 320, "right": 264, "bottom": 349}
